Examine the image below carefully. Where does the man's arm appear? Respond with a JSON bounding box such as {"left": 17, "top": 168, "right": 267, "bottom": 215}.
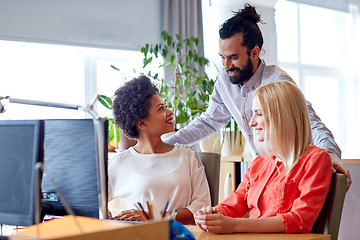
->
{"left": 165, "top": 109, "right": 230, "bottom": 145}
{"left": 165, "top": 80, "right": 232, "bottom": 145}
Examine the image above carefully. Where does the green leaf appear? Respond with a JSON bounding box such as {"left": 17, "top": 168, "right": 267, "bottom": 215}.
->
{"left": 186, "top": 38, "right": 191, "bottom": 47}
{"left": 195, "top": 37, "right": 201, "bottom": 46}
{"left": 176, "top": 43, "right": 182, "bottom": 53}
{"left": 110, "top": 65, "right": 120, "bottom": 71}
{"left": 178, "top": 63, "right": 184, "bottom": 74}
{"left": 162, "top": 31, "right": 169, "bottom": 41}
{"left": 188, "top": 50, "right": 193, "bottom": 61}
{"left": 175, "top": 34, "right": 181, "bottom": 41}
{"left": 193, "top": 52, "right": 199, "bottom": 62}
{"left": 159, "top": 61, "right": 171, "bottom": 68}
{"left": 108, "top": 121, "right": 120, "bottom": 143}
{"left": 162, "top": 47, "right": 168, "bottom": 58}
{"left": 167, "top": 35, "right": 172, "bottom": 46}
{"left": 98, "top": 95, "right": 113, "bottom": 109}
{"left": 170, "top": 54, "right": 176, "bottom": 64}
{"left": 176, "top": 111, "right": 189, "bottom": 124}
{"left": 154, "top": 45, "right": 159, "bottom": 57}
{"left": 141, "top": 44, "right": 149, "bottom": 58}
{"left": 143, "top": 56, "right": 153, "bottom": 68}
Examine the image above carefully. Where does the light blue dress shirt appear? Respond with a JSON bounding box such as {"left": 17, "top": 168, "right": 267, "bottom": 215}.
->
{"left": 165, "top": 59, "right": 341, "bottom": 164}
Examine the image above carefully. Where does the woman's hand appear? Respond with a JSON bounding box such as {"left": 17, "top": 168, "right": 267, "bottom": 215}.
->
{"left": 113, "top": 209, "right": 144, "bottom": 221}
{"left": 195, "top": 210, "right": 236, "bottom": 234}
{"left": 194, "top": 206, "right": 218, "bottom": 231}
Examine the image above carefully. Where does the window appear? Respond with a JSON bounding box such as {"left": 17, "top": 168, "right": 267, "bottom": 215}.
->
{"left": 275, "top": 0, "right": 360, "bottom": 158}
{"left": 0, "top": 40, "right": 145, "bottom": 120}
{"left": 0, "top": 40, "right": 85, "bottom": 119}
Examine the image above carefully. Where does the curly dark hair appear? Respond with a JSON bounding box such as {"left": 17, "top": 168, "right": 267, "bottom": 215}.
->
{"left": 219, "top": 3, "right": 264, "bottom": 55}
{"left": 112, "top": 75, "right": 159, "bottom": 139}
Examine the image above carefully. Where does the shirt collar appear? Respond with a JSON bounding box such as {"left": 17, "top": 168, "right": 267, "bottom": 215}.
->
{"left": 238, "top": 59, "right": 265, "bottom": 91}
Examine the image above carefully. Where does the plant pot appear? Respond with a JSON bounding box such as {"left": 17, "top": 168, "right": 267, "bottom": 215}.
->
{"left": 200, "top": 132, "right": 221, "bottom": 153}
{"left": 221, "top": 131, "right": 245, "bottom": 156}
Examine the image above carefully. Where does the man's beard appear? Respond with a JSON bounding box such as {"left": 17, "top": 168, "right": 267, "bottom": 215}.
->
{"left": 228, "top": 57, "right": 254, "bottom": 85}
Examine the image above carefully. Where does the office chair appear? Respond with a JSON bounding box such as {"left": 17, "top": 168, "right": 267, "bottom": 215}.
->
{"left": 197, "top": 152, "right": 221, "bottom": 206}
{"left": 312, "top": 173, "right": 347, "bottom": 240}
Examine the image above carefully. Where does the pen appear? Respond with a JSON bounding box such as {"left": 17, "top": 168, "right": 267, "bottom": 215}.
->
{"left": 137, "top": 202, "right": 145, "bottom": 212}
{"left": 138, "top": 202, "right": 152, "bottom": 219}
{"left": 147, "top": 201, "right": 154, "bottom": 219}
{"left": 134, "top": 203, "right": 148, "bottom": 220}
{"left": 161, "top": 201, "right": 169, "bottom": 218}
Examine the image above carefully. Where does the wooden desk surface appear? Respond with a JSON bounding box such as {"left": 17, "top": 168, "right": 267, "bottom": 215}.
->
{"left": 186, "top": 225, "right": 330, "bottom": 240}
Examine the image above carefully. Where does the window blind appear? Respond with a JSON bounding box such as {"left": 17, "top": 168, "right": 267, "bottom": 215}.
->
{"left": 0, "top": 0, "right": 162, "bottom": 50}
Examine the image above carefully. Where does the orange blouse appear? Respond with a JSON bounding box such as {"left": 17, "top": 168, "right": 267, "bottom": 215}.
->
{"left": 216, "top": 145, "right": 332, "bottom": 233}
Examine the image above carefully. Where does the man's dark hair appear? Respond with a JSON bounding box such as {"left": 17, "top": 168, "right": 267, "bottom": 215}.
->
{"left": 219, "top": 4, "right": 264, "bottom": 54}
{"left": 112, "top": 75, "right": 159, "bottom": 139}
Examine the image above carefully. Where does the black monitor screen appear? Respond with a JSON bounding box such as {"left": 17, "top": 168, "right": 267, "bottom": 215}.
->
{"left": 41, "top": 119, "right": 108, "bottom": 219}
{"left": 0, "top": 120, "right": 43, "bottom": 226}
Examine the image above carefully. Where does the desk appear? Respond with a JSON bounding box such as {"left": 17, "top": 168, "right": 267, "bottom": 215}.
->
{"left": 186, "top": 225, "right": 330, "bottom": 240}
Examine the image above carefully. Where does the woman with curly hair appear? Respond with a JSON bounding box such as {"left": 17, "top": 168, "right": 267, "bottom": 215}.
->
{"left": 107, "top": 75, "right": 210, "bottom": 224}
{"left": 195, "top": 81, "right": 332, "bottom": 233}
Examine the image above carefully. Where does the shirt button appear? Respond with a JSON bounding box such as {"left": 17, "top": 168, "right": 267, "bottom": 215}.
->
{"left": 242, "top": 115, "right": 245, "bottom": 119}
{"left": 299, "top": 225, "right": 303, "bottom": 230}
{"left": 248, "top": 134, "right": 251, "bottom": 138}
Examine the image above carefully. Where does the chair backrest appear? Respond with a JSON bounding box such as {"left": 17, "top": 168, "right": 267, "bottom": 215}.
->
{"left": 197, "top": 152, "right": 221, "bottom": 206}
{"left": 312, "top": 173, "right": 347, "bottom": 240}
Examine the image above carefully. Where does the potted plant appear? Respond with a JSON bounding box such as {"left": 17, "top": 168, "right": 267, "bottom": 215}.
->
{"left": 221, "top": 117, "right": 245, "bottom": 155}
{"left": 98, "top": 31, "right": 244, "bottom": 153}
{"left": 140, "top": 33, "right": 244, "bottom": 153}
{"left": 140, "top": 31, "right": 215, "bottom": 127}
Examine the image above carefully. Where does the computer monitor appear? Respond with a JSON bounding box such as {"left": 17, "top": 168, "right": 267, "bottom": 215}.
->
{"left": 0, "top": 120, "right": 43, "bottom": 226}
{"left": 41, "top": 118, "right": 108, "bottom": 219}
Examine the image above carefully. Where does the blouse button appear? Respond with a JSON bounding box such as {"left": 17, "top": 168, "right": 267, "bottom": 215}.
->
{"left": 299, "top": 225, "right": 303, "bottom": 230}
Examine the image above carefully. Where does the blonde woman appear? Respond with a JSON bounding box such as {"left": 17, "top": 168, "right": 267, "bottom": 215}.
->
{"left": 195, "top": 81, "right": 332, "bottom": 233}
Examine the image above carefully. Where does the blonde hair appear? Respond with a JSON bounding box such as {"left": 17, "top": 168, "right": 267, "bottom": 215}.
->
{"left": 253, "top": 81, "right": 313, "bottom": 172}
